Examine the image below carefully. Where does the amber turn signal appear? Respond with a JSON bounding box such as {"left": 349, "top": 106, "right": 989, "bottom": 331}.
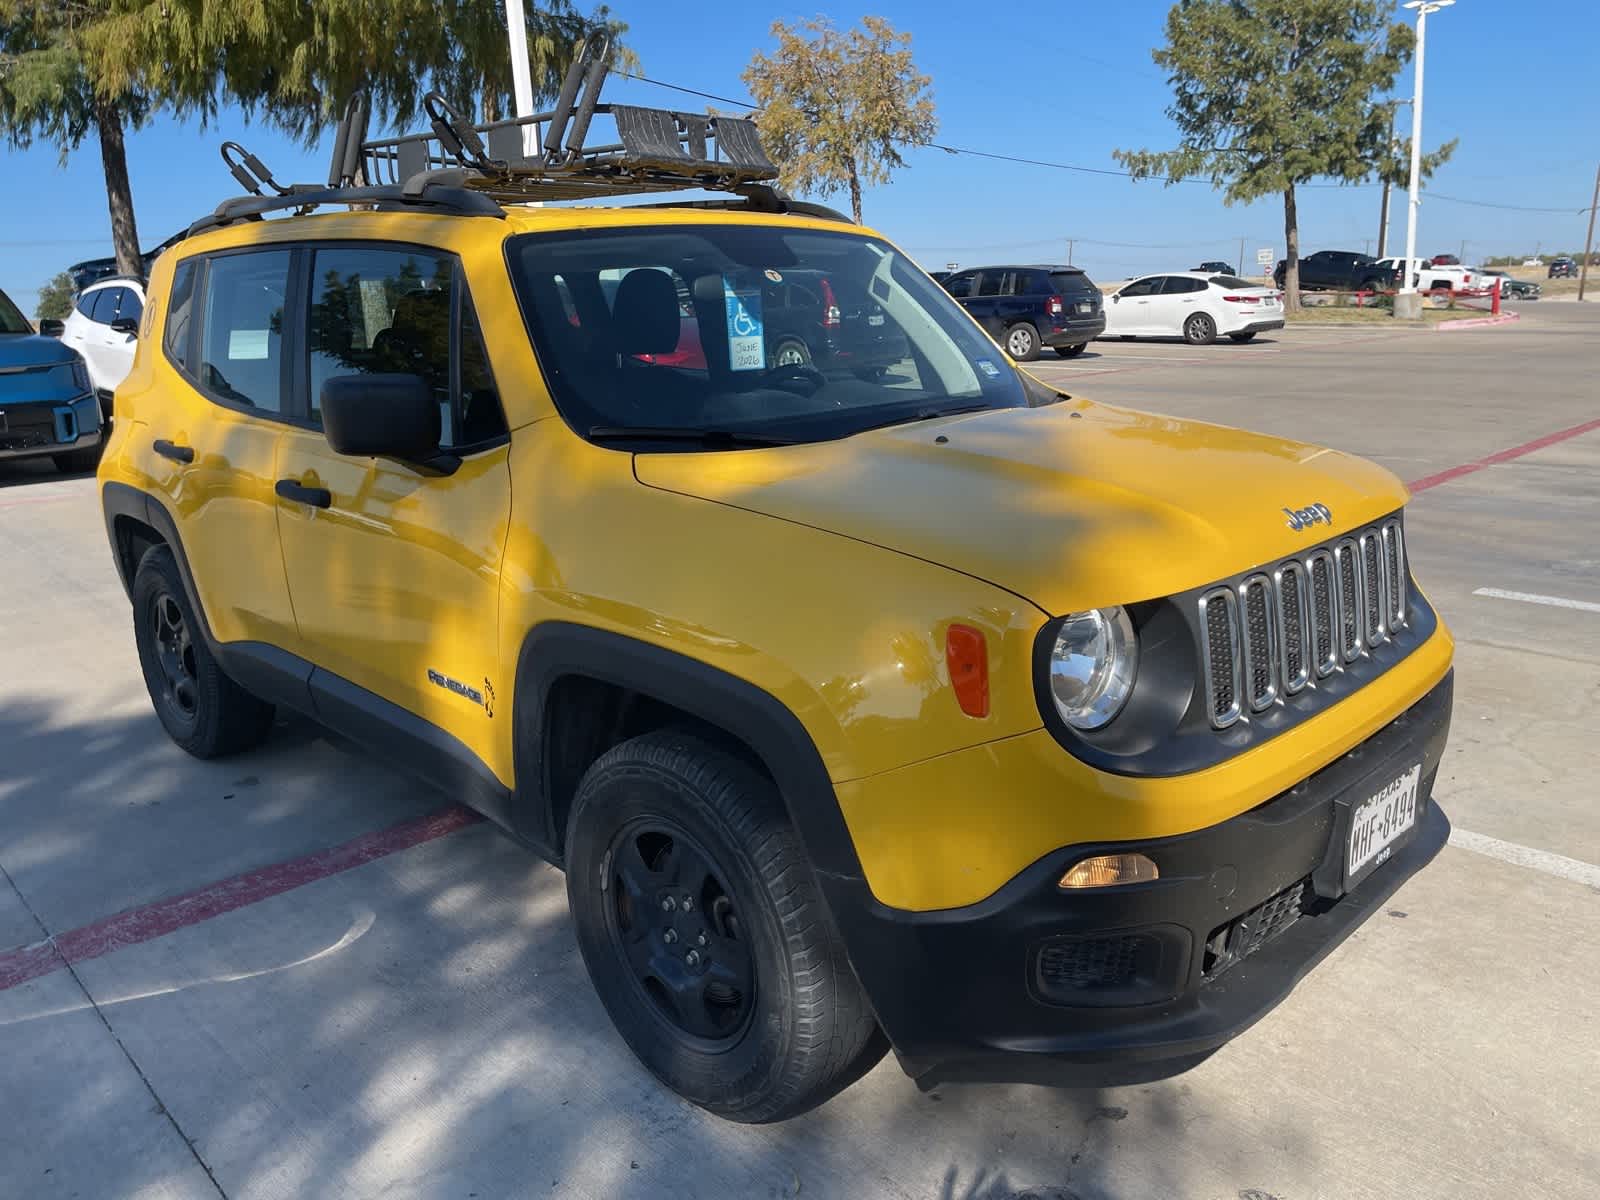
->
{"left": 945, "top": 623, "right": 989, "bottom": 718}
{"left": 1059, "top": 853, "right": 1159, "bottom": 889}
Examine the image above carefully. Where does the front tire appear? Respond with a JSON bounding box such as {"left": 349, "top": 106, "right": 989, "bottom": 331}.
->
{"left": 1183, "top": 312, "right": 1218, "bottom": 345}
{"left": 1053, "top": 342, "right": 1086, "bottom": 358}
{"left": 566, "top": 732, "right": 882, "bottom": 1123}
{"left": 132, "top": 545, "right": 275, "bottom": 757}
{"left": 771, "top": 337, "right": 812, "bottom": 368}
{"left": 1004, "top": 322, "right": 1040, "bottom": 361}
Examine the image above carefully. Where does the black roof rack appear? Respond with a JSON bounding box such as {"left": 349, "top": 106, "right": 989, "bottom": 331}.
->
{"left": 190, "top": 34, "right": 844, "bottom": 234}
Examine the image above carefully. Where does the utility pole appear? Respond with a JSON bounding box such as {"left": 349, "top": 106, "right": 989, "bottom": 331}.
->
{"left": 1581, "top": 161, "right": 1600, "bottom": 302}
{"left": 1377, "top": 98, "right": 1409, "bottom": 259}
{"left": 1364, "top": 238, "right": 1372, "bottom": 256}
{"left": 1397, "top": 1, "right": 1453, "bottom": 319}
{"left": 1238, "top": 236, "right": 1245, "bottom": 275}
{"left": 1459, "top": 239, "right": 1466, "bottom": 263}
{"left": 1067, "top": 238, "right": 1075, "bottom": 266}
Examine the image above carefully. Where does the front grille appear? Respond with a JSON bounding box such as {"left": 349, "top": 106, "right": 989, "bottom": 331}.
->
{"left": 1200, "top": 518, "right": 1408, "bottom": 729}
{"left": 1203, "top": 877, "right": 1312, "bottom": 980}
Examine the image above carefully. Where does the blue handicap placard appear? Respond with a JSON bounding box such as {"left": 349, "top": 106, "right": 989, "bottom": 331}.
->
{"left": 724, "top": 276, "right": 765, "bottom": 371}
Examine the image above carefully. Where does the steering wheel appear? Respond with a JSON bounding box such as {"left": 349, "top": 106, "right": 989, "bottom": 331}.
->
{"left": 763, "top": 362, "right": 827, "bottom": 393}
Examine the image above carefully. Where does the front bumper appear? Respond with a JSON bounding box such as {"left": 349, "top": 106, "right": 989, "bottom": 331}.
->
{"left": 0, "top": 394, "right": 102, "bottom": 461}
{"left": 834, "top": 669, "right": 1453, "bottom": 1090}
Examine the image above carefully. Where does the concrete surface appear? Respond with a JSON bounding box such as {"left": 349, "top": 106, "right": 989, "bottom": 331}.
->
{"left": 2, "top": 305, "right": 1597, "bottom": 1199}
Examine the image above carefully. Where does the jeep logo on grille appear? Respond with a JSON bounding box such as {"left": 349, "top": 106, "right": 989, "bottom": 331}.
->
{"left": 1284, "top": 503, "right": 1332, "bottom": 532}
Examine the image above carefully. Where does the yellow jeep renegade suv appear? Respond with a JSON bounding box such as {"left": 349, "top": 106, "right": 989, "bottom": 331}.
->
{"left": 98, "top": 60, "right": 1453, "bottom": 1122}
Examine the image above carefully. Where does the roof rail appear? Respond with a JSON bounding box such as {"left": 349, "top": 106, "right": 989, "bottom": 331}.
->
{"left": 187, "top": 182, "right": 503, "bottom": 237}
{"left": 353, "top": 33, "right": 781, "bottom": 204}
{"left": 635, "top": 186, "right": 853, "bottom": 224}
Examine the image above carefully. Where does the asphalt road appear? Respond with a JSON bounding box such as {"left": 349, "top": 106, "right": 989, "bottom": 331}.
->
{"left": 2, "top": 303, "right": 1596, "bottom": 1200}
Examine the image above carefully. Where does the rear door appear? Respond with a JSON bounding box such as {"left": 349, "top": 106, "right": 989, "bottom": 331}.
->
{"left": 272, "top": 241, "right": 512, "bottom": 772}
{"left": 1153, "top": 276, "right": 1207, "bottom": 334}
{"left": 1000, "top": 270, "right": 1046, "bottom": 328}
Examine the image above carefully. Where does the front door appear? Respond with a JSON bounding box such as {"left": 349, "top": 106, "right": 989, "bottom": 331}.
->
{"left": 272, "top": 243, "right": 513, "bottom": 776}
{"left": 1107, "top": 276, "right": 1161, "bottom": 335}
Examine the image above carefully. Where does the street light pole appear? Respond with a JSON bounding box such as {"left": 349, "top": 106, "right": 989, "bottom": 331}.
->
{"left": 1396, "top": 0, "right": 1452, "bottom": 320}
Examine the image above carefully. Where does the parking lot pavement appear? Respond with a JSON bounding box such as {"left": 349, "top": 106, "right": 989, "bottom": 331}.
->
{"left": 3, "top": 305, "right": 1598, "bottom": 1199}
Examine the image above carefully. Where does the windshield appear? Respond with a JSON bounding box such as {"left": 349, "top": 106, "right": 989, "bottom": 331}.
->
{"left": 0, "top": 289, "right": 31, "bottom": 335}
{"left": 506, "top": 226, "right": 1028, "bottom": 447}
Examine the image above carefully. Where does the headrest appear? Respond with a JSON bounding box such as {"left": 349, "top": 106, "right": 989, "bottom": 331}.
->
{"left": 611, "top": 269, "right": 681, "bottom": 356}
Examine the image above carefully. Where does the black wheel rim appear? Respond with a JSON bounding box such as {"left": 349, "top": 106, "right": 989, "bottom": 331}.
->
{"left": 150, "top": 590, "right": 199, "bottom": 721}
{"left": 603, "top": 820, "right": 756, "bottom": 1047}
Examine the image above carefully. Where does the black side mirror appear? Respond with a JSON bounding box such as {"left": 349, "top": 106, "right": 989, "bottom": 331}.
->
{"left": 321, "top": 373, "right": 449, "bottom": 468}
{"left": 109, "top": 316, "right": 139, "bottom": 336}
{"left": 38, "top": 318, "right": 65, "bottom": 337}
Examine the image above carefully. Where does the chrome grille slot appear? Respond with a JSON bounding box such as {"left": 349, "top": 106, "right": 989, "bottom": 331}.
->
{"left": 1199, "top": 587, "right": 1242, "bottom": 728}
{"left": 1359, "top": 532, "right": 1387, "bottom": 646}
{"left": 1306, "top": 549, "right": 1338, "bottom": 677}
{"left": 1274, "top": 562, "right": 1311, "bottom": 693}
{"left": 1334, "top": 540, "right": 1362, "bottom": 661}
{"left": 1196, "top": 518, "right": 1409, "bottom": 730}
{"left": 1383, "top": 521, "right": 1407, "bottom": 629}
{"left": 1239, "top": 575, "right": 1278, "bottom": 711}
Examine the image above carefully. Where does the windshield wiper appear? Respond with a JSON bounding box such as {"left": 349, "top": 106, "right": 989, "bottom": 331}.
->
{"left": 851, "top": 403, "right": 993, "bottom": 435}
{"left": 587, "top": 426, "right": 799, "bottom": 448}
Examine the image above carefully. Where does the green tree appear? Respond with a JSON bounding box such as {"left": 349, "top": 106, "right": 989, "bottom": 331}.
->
{"left": 0, "top": 3, "right": 150, "bottom": 277}
{"left": 35, "top": 270, "right": 78, "bottom": 322}
{"left": 2, "top": 4, "right": 626, "bottom": 281}
{"left": 1113, "top": 0, "right": 1456, "bottom": 311}
{"left": 743, "top": 16, "right": 936, "bottom": 224}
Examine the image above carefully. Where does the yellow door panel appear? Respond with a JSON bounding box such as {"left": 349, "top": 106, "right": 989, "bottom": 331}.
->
{"left": 275, "top": 430, "right": 513, "bottom": 781}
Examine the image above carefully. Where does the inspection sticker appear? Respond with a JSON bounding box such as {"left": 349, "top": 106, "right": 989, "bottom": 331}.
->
{"left": 976, "top": 358, "right": 1001, "bottom": 377}
{"left": 724, "top": 277, "right": 766, "bottom": 371}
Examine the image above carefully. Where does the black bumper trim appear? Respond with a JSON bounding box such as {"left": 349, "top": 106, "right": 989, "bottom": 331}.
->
{"left": 822, "top": 669, "right": 1453, "bottom": 1089}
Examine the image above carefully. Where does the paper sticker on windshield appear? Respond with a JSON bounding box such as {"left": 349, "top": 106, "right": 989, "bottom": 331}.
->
{"left": 724, "top": 278, "right": 765, "bottom": 372}
{"left": 976, "top": 358, "right": 1001, "bottom": 377}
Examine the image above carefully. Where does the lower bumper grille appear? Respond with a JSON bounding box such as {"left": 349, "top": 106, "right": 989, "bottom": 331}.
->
{"left": 1202, "top": 877, "right": 1313, "bottom": 980}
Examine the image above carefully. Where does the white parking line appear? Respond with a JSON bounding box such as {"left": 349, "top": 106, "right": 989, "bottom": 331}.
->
{"left": 1449, "top": 828, "right": 1600, "bottom": 889}
{"left": 1472, "top": 587, "right": 1600, "bottom": 614}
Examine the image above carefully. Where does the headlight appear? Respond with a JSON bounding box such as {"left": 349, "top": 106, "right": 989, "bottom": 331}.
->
{"left": 1048, "top": 607, "right": 1138, "bottom": 730}
{"left": 72, "top": 359, "right": 91, "bottom": 392}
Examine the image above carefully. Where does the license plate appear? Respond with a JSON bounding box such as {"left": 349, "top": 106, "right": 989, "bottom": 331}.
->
{"left": 1076, "top": 302, "right": 1094, "bottom": 314}
{"left": 1347, "top": 764, "right": 1421, "bottom": 881}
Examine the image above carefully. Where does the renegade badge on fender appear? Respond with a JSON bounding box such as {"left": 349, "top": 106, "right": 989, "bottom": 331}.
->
{"left": 98, "top": 39, "right": 1454, "bottom": 1123}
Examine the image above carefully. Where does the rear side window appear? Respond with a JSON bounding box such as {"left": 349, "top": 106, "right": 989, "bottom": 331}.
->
{"left": 198, "top": 250, "right": 291, "bottom": 414}
{"left": 1163, "top": 277, "right": 1207, "bottom": 295}
{"left": 306, "top": 244, "right": 506, "bottom": 449}
{"left": 164, "top": 263, "right": 198, "bottom": 372}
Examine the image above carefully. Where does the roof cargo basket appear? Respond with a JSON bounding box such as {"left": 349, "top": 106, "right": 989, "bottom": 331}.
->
{"left": 354, "top": 33, "right": 780, "bottom": 203}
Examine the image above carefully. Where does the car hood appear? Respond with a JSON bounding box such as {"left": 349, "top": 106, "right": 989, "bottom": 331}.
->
{"left": 634, "top": 399, "right": 1410, "bottom": 615}
{"left": 0, "top": 333, "right": 78, "bottom": 370}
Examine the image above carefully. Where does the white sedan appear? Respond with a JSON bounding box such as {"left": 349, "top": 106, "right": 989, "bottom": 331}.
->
{"left": 1102, "top": 272, "right": 1284, "bottom": 344}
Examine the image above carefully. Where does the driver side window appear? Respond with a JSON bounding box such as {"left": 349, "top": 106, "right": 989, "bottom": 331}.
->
{"left": 1120, "top": 277, "right": 1159, "bottom": 298}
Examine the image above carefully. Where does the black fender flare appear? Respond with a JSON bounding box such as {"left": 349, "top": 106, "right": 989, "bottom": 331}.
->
{"left": 510, "top": 621, "right": 866, "bottom": 888}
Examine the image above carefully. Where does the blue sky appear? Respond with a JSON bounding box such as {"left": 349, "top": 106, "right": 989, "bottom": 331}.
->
{"left": 2, "top": 1, "right": 1595, "bottom": 312}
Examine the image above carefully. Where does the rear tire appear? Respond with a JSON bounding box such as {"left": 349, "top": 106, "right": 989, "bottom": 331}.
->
{"left": 1184, "top": 312, "right": 1218, "bottom": 345}
{"left": 772, "top": 337, "right": 812, "bottom": 368}
{"left": 1228, "top": 331, "right": 1257, "bottom": 343}
{"left": 1053, "top": 342, "right": 1086, "bottom": 358}
{"left": 132, "top": 545, "right": 275, "bottom": 757}
{"left": 1004, "top": 322, "right": 1040, "bottom": 361}
{"left": 565, "top": 731, "right": 882, "bottom": 1123}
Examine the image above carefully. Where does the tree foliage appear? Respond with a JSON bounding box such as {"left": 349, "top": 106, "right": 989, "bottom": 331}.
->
{"left": 35, "top": 270, "right": 77, "bottom": 321}
{"left": 83, "top": 0, "right": 630, "bottom": 141}
{"left": 743, "top": 16, "right": 936, "bottom": 224}
{"left": 1113, "top": 0, "right": 1456, "bottom": 309}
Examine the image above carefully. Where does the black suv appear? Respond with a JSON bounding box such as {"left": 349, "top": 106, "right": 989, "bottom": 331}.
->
{"left": 941, "top": 265, "right": 1105, "bottom": 360}
{"left": 1547, "top": 257, "right": 1578, "bottom": 279}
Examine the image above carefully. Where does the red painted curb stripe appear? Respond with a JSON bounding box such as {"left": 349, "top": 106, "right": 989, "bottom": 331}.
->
{"left": 1407, "top": 417, "right": 1600, "bottom": 494}
{"left": 0, "top": 804, "right": 482, "bottom": 993}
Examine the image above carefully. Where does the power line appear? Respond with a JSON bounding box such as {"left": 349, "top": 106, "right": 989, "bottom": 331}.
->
{"left": 619, "top": 73, "right": 1593, "bottom": 208}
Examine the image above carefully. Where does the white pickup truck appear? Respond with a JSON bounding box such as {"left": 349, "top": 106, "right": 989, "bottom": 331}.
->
{"left": 1376, "top": 257, "right": 1483, "bottom": 293}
